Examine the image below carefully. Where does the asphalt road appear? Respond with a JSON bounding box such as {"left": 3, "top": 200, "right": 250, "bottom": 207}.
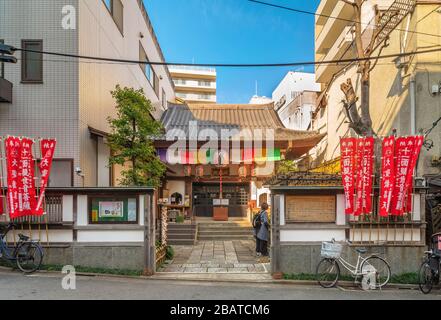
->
{"left": 0, "top": 270, "right": 440, "bottom": 300}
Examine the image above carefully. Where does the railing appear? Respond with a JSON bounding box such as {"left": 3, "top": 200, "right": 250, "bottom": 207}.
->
{"left": 44, "top": 194, "right": 63, "bottom": 223}
{"left": 169, "top": 65, "right": 216, "bottom": 73}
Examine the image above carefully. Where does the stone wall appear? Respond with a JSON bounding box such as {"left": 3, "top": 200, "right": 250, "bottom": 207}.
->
{"left": 42, "top": 243, "right": 144, "bottom": 270}
{"left": 277, "top": 243, "right": 426, "bottom": 275}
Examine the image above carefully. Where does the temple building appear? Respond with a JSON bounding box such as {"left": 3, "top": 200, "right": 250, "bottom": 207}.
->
{"left": 154, "top": 102, "right": 324, "bottom": 221}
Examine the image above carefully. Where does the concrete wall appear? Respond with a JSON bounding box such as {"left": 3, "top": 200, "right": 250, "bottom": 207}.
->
{"left": 78, "top": 0, "right": 175, "bottom": 187}
{"left": 42, "top": 243, "right": 144, "bottom": 270}
{"left": 0, "top": 0, "right": 82, "bottom": 186}
{"left": 279, "top": 243, "right": 425, "bottom": 275}
{"left": 311, "top": 2, "right": 441, "bottom": 176}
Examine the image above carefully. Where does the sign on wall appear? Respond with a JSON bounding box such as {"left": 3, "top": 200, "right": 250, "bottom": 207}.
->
{"left": 286, "top": 195, "right": 336, "bottom": 222}
{"left": 90, "top": 197, "right": 138, "bottom": 224}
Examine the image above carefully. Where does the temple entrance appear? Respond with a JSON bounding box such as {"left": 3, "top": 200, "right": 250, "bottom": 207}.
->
{"left": 192, "top": 182, "right": 250, "bottom": 218}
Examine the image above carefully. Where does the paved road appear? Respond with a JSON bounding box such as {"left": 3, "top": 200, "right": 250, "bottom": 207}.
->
{"left": 0, "top": 270, "right": 440, "bottom": 300}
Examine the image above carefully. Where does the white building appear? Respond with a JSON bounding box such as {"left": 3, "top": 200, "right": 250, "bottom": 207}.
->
{"left": 0, "top": 0, "right": 175, "bottom": 187}
{"left": 169, "top": 66, "right": 216, "bottom": 103}
{"left": 272, "top": 72, "right": 321, "bottom": 130}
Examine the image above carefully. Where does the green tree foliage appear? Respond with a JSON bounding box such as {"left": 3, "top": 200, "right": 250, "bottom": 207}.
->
{"left": 107, "top": 85, "right": 165, "bottom": 187}
{"left": 277, "top": 160, "right": 298, "bottom": 175}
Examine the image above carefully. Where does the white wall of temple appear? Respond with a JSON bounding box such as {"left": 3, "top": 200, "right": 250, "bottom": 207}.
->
{"left": 276, "top": 193, "right": 423, "bottom": 243}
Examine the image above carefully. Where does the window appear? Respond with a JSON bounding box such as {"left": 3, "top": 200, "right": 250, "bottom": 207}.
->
{"left": 162, "top": 88, "right": 166, "bottom": 109}
{"left": 198, "top": 80, "right": 211, "bottom": 87}
{"left": 102, "top": 0, "right": 124, "bottom": 35}
{"left": 38, "top": 159, "right": 73, "bottom": 187}
{"left": 139, "top": 43, "right": 151, "bottom": 81}
{"left": 153, "top": 73, "right": 159, "bottom": 97}
{"left": 0, "top": 40, "right": 4, "bottom": 79}
{"left": 21, "top": 40, "right": 43, "bottom": 83}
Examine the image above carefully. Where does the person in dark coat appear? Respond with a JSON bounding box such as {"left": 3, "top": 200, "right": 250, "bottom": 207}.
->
{"left": 256, "top": 202, "right": 270, "bottom": 257}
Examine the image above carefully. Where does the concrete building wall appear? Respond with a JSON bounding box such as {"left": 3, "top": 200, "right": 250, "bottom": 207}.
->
{"left": 311, "top": 1, "right": 441, "bottom": 177}
{"left": 78, "top": 0, "right": 175, "bottom": 187}
{"left": 170, "top": 66, "right": 217, "bottom": 104}
{"left": 0, "top": 0, "right": 81, "bottom": 185}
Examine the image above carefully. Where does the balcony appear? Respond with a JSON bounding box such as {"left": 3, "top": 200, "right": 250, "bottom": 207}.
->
{"left": 173, "top": 79, "right": 217, "bottom": 93}
{"left": 0, "top": 78, "right": 12, "bottom": 103}
{"left": 316, "top": 25, "right": 354, "bottom": 83}
{"left": 175, "top": 92, "right": 217, "bottom": 103}
{"left": 315, "top": 1, "right": 354, "bottom": 55}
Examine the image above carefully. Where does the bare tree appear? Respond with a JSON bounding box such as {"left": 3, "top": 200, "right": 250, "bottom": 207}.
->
{"left": 339, "top": 0, "right": 396, "bottom": 137}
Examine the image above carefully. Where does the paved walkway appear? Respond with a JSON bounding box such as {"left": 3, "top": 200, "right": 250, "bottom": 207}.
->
{"left": 159, "top": 240, "right": 270, "bottom": 273}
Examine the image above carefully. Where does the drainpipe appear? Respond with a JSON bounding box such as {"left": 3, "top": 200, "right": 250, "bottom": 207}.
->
{"left": 410, "top": 75, "right": 418, "bottom": 178}
{"left": 410, "top": 75, "right": 416, "bottom": 136}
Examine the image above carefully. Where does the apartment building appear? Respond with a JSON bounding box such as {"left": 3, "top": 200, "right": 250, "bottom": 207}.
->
{"left": 311, "top": 0, "right": 441, "bottom": 176}
{"left": 169, "top": 66, "right": 217, "bottom": 103}
{"left": 0, "top": 0, "right": 175, "bottom": 187}
{"left": 272, "top": 72, "right": 321, "bottom": 130}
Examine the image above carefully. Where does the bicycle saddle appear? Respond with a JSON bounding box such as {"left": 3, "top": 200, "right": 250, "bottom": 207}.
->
{"left": 18, "top": 234, "right": 30, "bottom": 241}
{"left": 356, "top": 247, "right": 367, "bottom": 254}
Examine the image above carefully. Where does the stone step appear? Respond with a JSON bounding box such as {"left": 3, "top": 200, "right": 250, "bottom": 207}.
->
{"left": 198, "top": 234, "right": 255, "bottom": 240}
{"left": 168, "top": 233, "right": 195, "bottom": 240}
{"left": 198, "top": 230, "right": 253, "bottom": 236}
{"left": 168, "top": 239, "right": 195, "bottom": 245}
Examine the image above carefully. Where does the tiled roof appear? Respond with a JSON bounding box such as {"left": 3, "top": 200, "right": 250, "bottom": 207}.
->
{"left": 159, "top": 103, "right": 325, "bottom": 144}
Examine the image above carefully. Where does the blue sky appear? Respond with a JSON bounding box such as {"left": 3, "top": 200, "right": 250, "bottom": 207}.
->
{"left": 144, "top": 0, "right": 321, "bottom": 103}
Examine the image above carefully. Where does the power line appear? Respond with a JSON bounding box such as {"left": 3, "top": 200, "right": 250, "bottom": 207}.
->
{"left": 10, "top": 46, "right": 441, "bottom": 68}
{"left": 247, "top": 0, "right": 441, "bottom": 39}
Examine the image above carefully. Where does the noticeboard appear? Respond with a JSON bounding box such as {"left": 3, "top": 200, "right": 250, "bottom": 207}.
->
{"left": 89, "top": 196, "right": 138, "bottom": 224}
{"left": 286, "top": 195, "right": 336, "bottom": 223}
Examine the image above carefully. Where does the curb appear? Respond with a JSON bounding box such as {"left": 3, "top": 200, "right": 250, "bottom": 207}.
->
{"left": 0, "top": 265, "right": 420, "bottom": 290}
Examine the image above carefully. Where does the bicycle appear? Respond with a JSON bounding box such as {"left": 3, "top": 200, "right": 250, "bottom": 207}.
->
{"left": 316, "top": 239, "right": 391, "bottom": 289}
{"left": 418, "top": 232, "right": 441, "bottom": 294}
{"left": 0, "top": 222, "right": 44, "bottom": 273}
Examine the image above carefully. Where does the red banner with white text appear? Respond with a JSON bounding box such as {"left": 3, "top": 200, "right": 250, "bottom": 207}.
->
{"left": 354, "top": 139, "right": 365, "bottom": 216}
{"left": 379, "top": 136, "right": 395, "bottom": 217}
{"left": 361, "top": 137, "right": 375, "bottom": 214}
{"left": 35, "top": 139, "right": 56, "bottom": 215}
{"left": 391, "top": 137, "right": 415, "bottom": 215}
{"left": 340, "top": 138, "right": 356, "bottom": 214}
{"left": 4, "top": 137, "right": 22, "bottom": 219}
{"left": 17, "top": 138, "right": 37, "bottom": 217}
{"left": 403, "top": 136, "right": 424, "bottom": 214}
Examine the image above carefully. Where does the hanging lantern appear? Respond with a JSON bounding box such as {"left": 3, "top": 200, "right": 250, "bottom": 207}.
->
{"left": 238, "top": 165, "right": 247, "bottom": 177}
{"left": 184, "top": 165, "right": 192, "bottom": 176}
{"left": 195, "top": 165, "right": 204, "bottom": 177}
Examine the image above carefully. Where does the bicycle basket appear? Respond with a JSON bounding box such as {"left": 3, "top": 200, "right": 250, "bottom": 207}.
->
{"left": 321, "top": 242, "right": 343, "bottom": 259}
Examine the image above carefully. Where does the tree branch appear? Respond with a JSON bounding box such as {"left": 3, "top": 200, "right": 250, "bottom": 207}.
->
{"left": 368, "top": 37, "right": 390, "bottom": 73}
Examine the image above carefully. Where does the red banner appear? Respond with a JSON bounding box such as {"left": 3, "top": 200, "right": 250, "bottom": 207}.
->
{"left": 4, "top": 137, "right": 22, "bottom": 219}
{"left": 403, "top": 136, "right": 424, "bottom": 214}
{"left": 35, "top": 139, "right": 56, "bottom": 215}
{"left": 361, "top": 137, "right": 374, "bottom": 214}
{"left": 379, "top": 136, "right": 395, "bottom": 217}
{"left": 340, "top": 138, "right": 356, "bottom": 214}
{"left": 391, "top": 137, "right": 414, "bottom": 215}
{"left": 18, "top": 138, "right": 37, "bottom": 217}
{"left": 354, "top": 139, "right": 365, "bottom": 216}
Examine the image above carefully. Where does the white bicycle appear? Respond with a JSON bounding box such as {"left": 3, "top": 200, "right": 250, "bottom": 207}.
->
{"left": 316, "top": 239, "right": 391, "bottom": 289}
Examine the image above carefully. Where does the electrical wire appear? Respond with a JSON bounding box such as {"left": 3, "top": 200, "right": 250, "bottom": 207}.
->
{"left": 7, "top": 46, "right": 441, "bottom": 68}
{"left": 247, "top": 0, "right": 441, "bottom": 39}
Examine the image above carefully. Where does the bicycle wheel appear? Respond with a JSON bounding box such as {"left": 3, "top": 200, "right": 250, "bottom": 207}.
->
{"left": 418, "top": 260, "right": 434, "bottom": 294}
{"left": 360, "top": 256, "right": 391, "bottom": 289}
{"left": 316, "top": 258, "right": 340, "bottom": 288}
{"left": 15, "top": 242, "right": 43, "bottom": 274}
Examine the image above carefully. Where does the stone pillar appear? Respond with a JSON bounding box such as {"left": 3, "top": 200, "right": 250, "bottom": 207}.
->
{"left": 271, "top": 193, "right": 283, "bottom": 279}
{"left": 143, "top": 193, "right": 156, "bottom": 276}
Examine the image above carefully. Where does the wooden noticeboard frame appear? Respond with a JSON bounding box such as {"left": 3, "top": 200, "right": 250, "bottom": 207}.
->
{"left": 285, "top": 195, "right": 336, "bottom": 223}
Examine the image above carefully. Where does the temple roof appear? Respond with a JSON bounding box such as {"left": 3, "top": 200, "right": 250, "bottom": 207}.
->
{"left": 158, "top": 103, "right": 325, "bottom": 142}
